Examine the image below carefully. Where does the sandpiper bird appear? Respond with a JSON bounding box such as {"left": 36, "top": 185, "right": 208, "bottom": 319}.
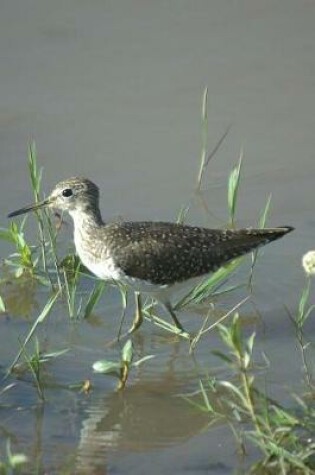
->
{"left": 8, "top": 177, "right": 293, "bottom": 333}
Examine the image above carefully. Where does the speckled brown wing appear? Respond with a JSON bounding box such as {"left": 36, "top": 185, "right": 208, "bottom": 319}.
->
{"left": 105, "top": 222, "right": 292, "bottom": 285}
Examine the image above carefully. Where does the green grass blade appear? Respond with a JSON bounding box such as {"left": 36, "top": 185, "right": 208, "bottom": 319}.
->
{"left": 28, "top": 141, "right": 42, "bottom": 199}
{"left": 0, "top": 228, "right": 16, "bottom": 243}
{"left": 0, "top": 295, "right": 5, "bottom": 312}
{"left": 7, "top": 290, "right": 60, "bottom": 374}
{"left": 176, "top": 257, "right": 243, "bottom": 309}
{"left": 228, "top": 152, "right": 243, "bottom": 226}
{"left": 83, "top": 281, "right": 106, "bottom": 319}
{"left": 196, "top": 87, "right": 208, "bottom": 189}
{"left": 258, "top": 193, "right": 272, "bottom": 229}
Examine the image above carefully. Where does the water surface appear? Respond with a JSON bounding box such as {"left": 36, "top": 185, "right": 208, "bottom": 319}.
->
{"left": 1, "top": 1, "right": 315, "bottom": 473}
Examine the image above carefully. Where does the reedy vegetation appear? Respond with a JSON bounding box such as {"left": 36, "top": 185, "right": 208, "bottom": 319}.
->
{"left": 0, "top": 90, "right": 314, "bottom": 473}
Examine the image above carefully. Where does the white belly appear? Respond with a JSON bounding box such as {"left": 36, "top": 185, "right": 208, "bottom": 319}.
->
{"left": 80, "top": 252, "right": 202, "bottom": 305}
{"left": 81, "top": 254, "right": 124, "bottom": 281}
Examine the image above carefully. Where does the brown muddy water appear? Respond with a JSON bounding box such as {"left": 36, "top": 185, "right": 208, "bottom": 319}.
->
{"left": 1, "top": 1, "right": 315, "bottom": 474}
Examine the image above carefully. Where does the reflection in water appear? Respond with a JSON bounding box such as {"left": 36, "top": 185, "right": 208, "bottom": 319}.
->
{"left": 0, "top": 314, "right": 223, "bottom": 474}
{"left": 31, "top": 405, "right": 45, "bottom": 474}
{"left": 75, "top": 377, "right": 210, "bottom": 475}
{"left": 74, "top": 337, "right": 211, "bottom": 474}
{"left": 1, "top": 271, "right": 38, "bottom": 318}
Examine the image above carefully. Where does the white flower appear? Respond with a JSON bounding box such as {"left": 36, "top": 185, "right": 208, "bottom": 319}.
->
{"left": 302, "top": 251, "right": 315, "bottom": 276}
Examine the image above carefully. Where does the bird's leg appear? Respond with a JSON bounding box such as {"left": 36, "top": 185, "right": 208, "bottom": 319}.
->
{"left": 163, "top": 300, "right": 186, "bottom": 333}
{"left": 127, "top": 291, "right": 143, "bottom": 334}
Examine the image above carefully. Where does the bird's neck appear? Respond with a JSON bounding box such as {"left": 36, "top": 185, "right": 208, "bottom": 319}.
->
{"left": 69, "top": 207, "right": 106, "bottom": 271}
{"left": 69, "top": 206, "right": 104, "bottom": 232}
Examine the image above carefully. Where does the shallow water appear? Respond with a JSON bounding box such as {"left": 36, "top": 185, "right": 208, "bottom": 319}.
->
{"left": 1, "top": 0, "right": 315, "bottom": 473}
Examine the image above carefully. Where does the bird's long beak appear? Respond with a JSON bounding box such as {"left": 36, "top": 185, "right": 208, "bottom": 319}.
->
{"left": 8, "top": 197, "right": 52, "bottom": 218}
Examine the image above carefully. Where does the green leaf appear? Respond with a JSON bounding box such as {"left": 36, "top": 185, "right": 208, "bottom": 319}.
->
{"left": 9, "top": 453, "right": 29, "bottom": 467}
{"left": 133, "top": 355, "right": 155, "bottom": 367}
{"left": 0, "top": 295, "right": 5, "bottom": 312}
{"left": 176, "top": 257, "right": 243, "bottom": 308}
{"left": 7, "top": 291, "right": 60, "bottom": 373}
{"left": 246, "top": 332, "right": 256, "bottom": 356}
{"left": 230, "top": 313, "right": 242, "bottom": 354}
{"left": 28, "top": 141, "right": 42, "bottom": 197}
{"left": 0, "top": 228, "right": 15, "bottom": 243}
{"left": 14, "top": 267, "right": 24, "bottom": 278}
{"left": 219, "top": 380, "right": 248, "bottom": 406}
{"left": 297, "top": 278, "right": 312, "bottom": 325}
{"left": 211, "top": 350, "right": 233, "bottom": 364}
{"left": 92, "top": 360, "right": 121, "bottom": 376}
{"left": 199, "top": 379, "right": 214, "bottom": 413}
{"left": 83, "top": 281, "right": 106, "bottom": 318}
{"left": 259, "top": 193, "right": 272, "bottom": 228}
{"left": 121, "top": 339, "right": 133, "bottom": 364}
{"left": 228, "top": 153, "right": 243, "bottom": 225}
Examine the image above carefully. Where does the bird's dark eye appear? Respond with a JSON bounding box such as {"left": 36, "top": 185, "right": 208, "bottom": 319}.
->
{"left": 62, "top": 188, "right": 73, "bottom": 198}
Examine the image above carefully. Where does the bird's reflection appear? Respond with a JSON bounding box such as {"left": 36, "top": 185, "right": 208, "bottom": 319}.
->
{"left": 75, "top": 340, "right": 212, "bottom": 475}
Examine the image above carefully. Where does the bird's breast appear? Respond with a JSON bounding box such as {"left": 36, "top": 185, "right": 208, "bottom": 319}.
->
{"left": 74, "top": 227, "right": 122, "bottom": 281}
